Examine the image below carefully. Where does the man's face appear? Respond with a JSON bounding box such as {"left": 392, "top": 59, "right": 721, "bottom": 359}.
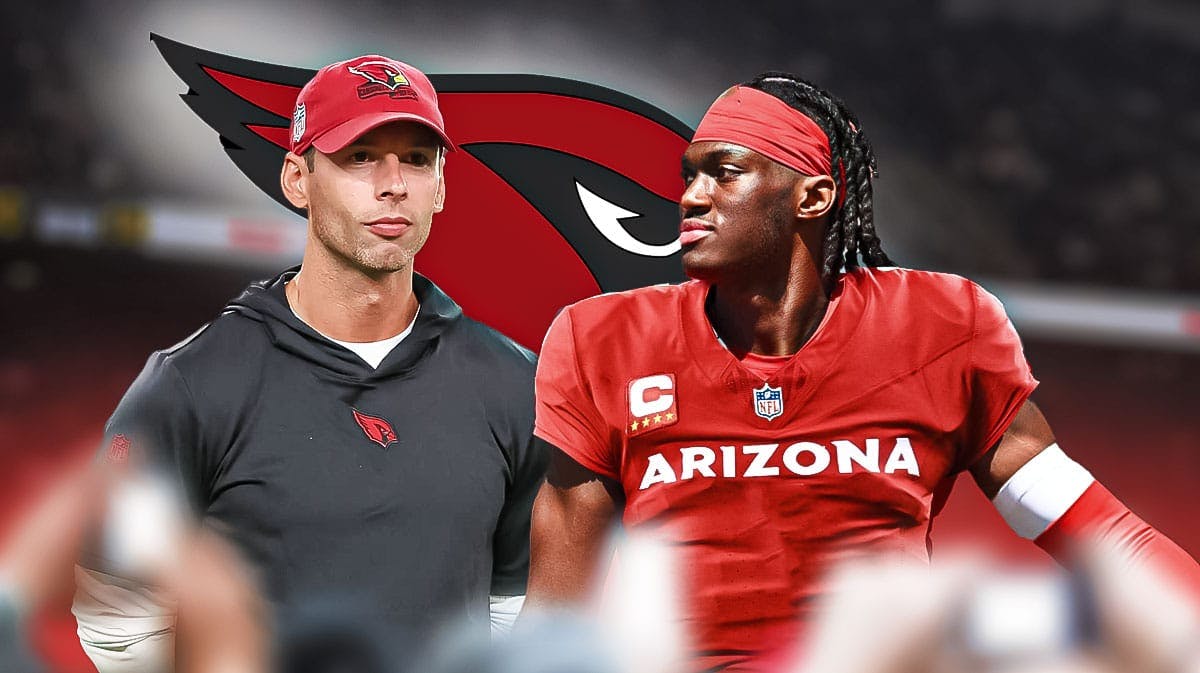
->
{"left": 678, "top": 142, "right": 798, "bottom": 283}
{"left": 305, "top": 121, "right": 445, "bottom": 275}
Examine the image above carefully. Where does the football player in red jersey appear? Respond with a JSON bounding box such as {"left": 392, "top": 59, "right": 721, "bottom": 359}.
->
{"left": 525, "top": 73, "right": 1200, "bottom": 671}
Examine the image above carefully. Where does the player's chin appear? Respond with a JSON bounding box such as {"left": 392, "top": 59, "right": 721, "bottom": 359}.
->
{"left": 356, "top": 246, "right": 416, "bottom": 274}
{"left": 361, "top": 232, "right": 428, "bottom": 270}
{"left": 681, "top": 246, "right": 725, "bottom": 282}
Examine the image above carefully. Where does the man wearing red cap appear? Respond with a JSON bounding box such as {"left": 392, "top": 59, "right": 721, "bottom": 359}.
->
{"left": 74, "top": 55, "right": 546, "bottom": 671}
{"left": 526, "top": 73, "right": 1200, "bottom": 671}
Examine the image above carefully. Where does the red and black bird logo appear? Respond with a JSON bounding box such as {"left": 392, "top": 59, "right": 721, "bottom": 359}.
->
{"left": 351, "top": 409, "right": 398, "bottom": 448}
{"left": 346, "top": 61, "right": 416, "bottom": 100}
{"left": 153, "top": 34, "right": 692, "bottom": 352}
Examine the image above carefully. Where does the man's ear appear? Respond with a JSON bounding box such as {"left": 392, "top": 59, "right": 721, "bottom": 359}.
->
{"left": 795, "top": 174, "right": 837, "bottom": 221}
{"left": 280, "top": 152, "right": 309, "bottom": 210}
{"left": 433, "top": 155, "right": 446, "bottom": 213}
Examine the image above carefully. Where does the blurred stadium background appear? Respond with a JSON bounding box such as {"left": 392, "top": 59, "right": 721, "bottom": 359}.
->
{"left": 1, "top": 0, "right": 1197, "bottom": 670}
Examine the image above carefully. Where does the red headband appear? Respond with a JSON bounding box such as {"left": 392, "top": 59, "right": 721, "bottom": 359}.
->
{"left": 693, "top": 85, "right": 843, "bottom": 204}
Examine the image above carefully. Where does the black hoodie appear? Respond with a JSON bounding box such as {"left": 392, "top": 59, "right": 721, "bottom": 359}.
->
{"left": 99, "top": 267, "right": 545, "bottom": 642}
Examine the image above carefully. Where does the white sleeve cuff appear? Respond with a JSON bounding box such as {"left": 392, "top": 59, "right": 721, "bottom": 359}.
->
{"left": 73, "top": 566, "right": 176, "bottom": 673}
{"left": 991, "top": 443, "right": 1095, "bottom": 540}
{"left": 489, "top": 594, "right": 525, "bottom": 636}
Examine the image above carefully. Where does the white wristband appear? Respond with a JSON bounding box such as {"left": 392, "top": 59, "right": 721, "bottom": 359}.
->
{"left": 991, "top": 443, "right": 1095, "bottom": 540}
{"left": 489, "top": 594, "right": 525, "bottom": 636}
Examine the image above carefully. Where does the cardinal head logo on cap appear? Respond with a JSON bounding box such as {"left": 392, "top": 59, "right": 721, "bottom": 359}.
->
{"left": 347, "top": 61, "right": 416, "bottom": 100}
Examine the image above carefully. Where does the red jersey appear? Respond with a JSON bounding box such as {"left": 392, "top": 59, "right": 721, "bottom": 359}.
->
{"left": 533, "top": 267, "right": 1037, "bottom": 671}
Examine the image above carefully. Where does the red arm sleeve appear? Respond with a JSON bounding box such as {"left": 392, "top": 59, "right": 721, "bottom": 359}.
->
{"left": 959, "top": 283, "right": 1040, "bottom": 469}
{"left": 533, "top": 308, "right": 619, "bottom": 479}
{"left": 1036, "top": 481, "right": 1200, "bottom": 603}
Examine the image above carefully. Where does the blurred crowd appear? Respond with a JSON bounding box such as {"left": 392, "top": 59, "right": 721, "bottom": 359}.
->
{"left": 645, "top": 2, "right": 1200, "bottom": 291}
{"left": 3, "top": 466, "right": 1199, "bottom": 673}
{"left": 886, "top": 18, "right": 1200, "bottom": 292}
{"left": 0, "top": 2, "right": 108, "bottom": 197}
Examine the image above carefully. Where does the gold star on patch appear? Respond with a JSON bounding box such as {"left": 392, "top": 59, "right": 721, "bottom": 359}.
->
{"left": 665, "top": 412, "right": 675, "bottom": 421}
{"left": 630, "top": 421, "right": 639, "bottom": 432}
{"left": 641, "top": 418, "right": 651, "bottom": 428}
{"left": 653, "top": 414, "right": 663, "bottom": 424}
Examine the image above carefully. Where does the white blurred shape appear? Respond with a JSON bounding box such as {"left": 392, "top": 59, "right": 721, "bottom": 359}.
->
{"left": 103, "top": 473, "right": 187, "bottom": 579}
{"left": 990, "top": 280, "right": 1200, "bottom": 351}
{"left": 596, "top": 532, "right": 687, "bottom": 673}
{"left": 37, "top": 205, "right": 100, "bottom": 244}
{"left": 964, "top": 572, "right": 1075, "bottom": 660}
{"left": 798, "top": 555, "right": 978, "bottom": 673}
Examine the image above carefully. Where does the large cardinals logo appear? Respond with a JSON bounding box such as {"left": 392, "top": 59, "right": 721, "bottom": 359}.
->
{"left": 153, "top": 34, "right": 691, "bottom": 351}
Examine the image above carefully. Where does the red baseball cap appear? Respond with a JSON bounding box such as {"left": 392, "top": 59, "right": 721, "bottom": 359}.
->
{"left": 289, "top": 54, "right": 455, "bottom": 155}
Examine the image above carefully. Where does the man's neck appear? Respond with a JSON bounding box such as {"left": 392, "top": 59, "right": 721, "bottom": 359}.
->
{"left": 706, "top": 260, "right": 828, "bottom": 358}
{"left": 287, "top": 250, "right": 419, "bottom": 343}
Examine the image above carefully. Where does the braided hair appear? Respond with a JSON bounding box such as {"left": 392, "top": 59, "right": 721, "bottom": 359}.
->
{"left": 743, "top": 72, "right": 894, "bottom": 293}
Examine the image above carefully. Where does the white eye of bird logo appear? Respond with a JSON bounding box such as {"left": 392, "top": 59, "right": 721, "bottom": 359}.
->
{"left": 575, "top": 181, "right": 680, "bottom": 258}
{"left": 347, "top": 63, "right": 410, "bottom": 90}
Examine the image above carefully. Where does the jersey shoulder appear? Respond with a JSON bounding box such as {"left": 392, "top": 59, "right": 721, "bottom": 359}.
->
{"left": 109, "top": 310, "right": 270, "bottom": 472}
{"left": 547, "top": 282, "right": 700, "bottom": 381}
{"left": 152, "top": 308, "right": 270, "bottom": 378}
{"left": 847, "top": 266, "right": 991, "bottom": 332}
{"left": 838, "top": 267, "right": 1012, "bottom": 373}
{"left": 127, "top": 309, "right": 274, "bottom": 427}
{"left": 563, "top": 281, "right": 697, "bottom": 339}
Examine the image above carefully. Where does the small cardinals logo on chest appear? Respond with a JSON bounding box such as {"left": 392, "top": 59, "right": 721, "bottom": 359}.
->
{"left": 351, "top": 408, "right": 398, "bottom": 448}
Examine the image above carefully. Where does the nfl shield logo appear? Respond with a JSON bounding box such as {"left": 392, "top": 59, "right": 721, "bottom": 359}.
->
{"left": 292, "top": 103, "right": 306, "bottom": 145}
{"left": 752, "top": 382, "right": 783, "bottom": 421}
